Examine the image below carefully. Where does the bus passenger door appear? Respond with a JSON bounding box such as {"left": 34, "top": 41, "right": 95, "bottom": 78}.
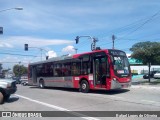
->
{"left": 32, "top": 66, "right": 37, "bottom": 84}
{"left": 93, "top": 55, "right": 108, "bottom": 87}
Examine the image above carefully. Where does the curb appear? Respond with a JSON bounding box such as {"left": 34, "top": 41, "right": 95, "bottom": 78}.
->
{"left": 131, "top": 85, "right": 160, "bottom": 90}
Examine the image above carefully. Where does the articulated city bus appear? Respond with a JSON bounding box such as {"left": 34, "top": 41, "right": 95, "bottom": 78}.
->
{"left": 28, "top": 49, "right": 131, "bottom": 93}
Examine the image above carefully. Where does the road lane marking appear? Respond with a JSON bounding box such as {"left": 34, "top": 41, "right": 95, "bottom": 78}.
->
{"left": 15, "top": 94, "right": 100, "bottom": 120}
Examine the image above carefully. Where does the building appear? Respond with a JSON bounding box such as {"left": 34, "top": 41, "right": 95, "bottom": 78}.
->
{"left": 127, "top": 54, "right": 160, "bottom": 75}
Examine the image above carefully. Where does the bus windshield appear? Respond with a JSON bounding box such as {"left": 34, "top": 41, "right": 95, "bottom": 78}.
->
{"left": 111, "top": 55, "right": 130, "bottom": 77}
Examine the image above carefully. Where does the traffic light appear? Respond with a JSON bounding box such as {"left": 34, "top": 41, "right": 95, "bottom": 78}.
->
{"left": 0, "top": 27, "right": 3, "bottom": 34}
{"left": 24, "top": 44, "right": 28, "bottom": 51}
{"left": 91, "top": 43, "right": 95, "bottom": 51}
{"left": 75, "top": 36, "right": 79, "bottom": 44}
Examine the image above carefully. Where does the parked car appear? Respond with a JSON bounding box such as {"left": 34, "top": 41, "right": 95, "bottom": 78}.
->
{"left": 143, "top": 71, "right": 157, "bottom": 79}
{"left": 154, "top": 71, "right": 160, "bottom": 79}
{"left": 20, "top": 75, "right": 28, "bottom": 86}
{"left": 0, "top": 78, "right": 17, "bottom": 104}
{"left": 12, "top": 76, "right": 21, "bottom": 84}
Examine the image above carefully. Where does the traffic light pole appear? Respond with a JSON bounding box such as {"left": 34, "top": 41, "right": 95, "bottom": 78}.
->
{"left": 24, "top": 44, "right": 48, "bottom": 61}
{"left": 75, "top": 36, "right": 98, "bottom": 51}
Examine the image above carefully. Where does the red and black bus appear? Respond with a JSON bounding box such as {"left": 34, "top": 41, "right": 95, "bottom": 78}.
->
{"left": 28, "top": 49, "right": 131, "bottom": 92}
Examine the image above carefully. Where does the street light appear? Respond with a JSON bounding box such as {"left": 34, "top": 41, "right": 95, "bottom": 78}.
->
{"left": 0, "top": 7, "right": 23, "bottom": 13}
{"left": 0, "top": 7, "right": 23, "bottom": 34}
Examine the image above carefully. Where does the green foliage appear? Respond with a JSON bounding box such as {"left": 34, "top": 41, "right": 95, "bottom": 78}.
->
{"left": 130, "top": 41, "right": 160, "bottom": 65}
{"left": 13, "top": 64, "right": 28, "bottom": 76}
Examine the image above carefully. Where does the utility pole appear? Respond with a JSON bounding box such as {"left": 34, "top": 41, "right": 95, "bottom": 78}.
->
{"left": 112, "top": 35, "right": 116, "bottom": 49}
{"left": 91, "top": 38, "right": 98, "bottom": 51}
{"left": 18, "top": 61, "right": 21, "bottom": 78}
{"left": 73, "top": 48, "right": 78, "bottom": 54}
{"left": 148, "top": 62, "right": 151, "bottom": 83}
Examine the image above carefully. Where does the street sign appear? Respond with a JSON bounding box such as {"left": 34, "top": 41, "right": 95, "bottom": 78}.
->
{"left": 0, "top": 27, "right": 3, "bottom": 34}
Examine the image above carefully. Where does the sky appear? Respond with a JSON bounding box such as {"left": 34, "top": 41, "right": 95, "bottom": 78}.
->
{"left": 0, "top": 0, "right": 160, "bottom": 69}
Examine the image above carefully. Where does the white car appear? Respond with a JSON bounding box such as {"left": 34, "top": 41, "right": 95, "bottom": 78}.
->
{"left": 154, "top": 71, "right": 160, "bottom": 79}
{"left": 0, "top": 79, "right": 17, "bottom": 104}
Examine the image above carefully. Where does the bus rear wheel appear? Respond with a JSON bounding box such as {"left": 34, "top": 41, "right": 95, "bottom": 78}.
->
{"left": 39, "top": 80, "right": 45, "bottom": 89}
{"left": 80, "top": 80, "right": 89, "bottom": 93}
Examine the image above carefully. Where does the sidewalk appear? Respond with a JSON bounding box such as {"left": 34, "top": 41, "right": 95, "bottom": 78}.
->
{"left": 131, "top": 75, "right": 160, "bottom": 90}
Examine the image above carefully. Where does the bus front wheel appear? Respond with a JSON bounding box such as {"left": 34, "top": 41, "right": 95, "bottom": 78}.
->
{"left": 80, "top": 80, "right": 89, "bottom": 93}
{"left": 39, "top": 80, "right": 45, "bottom": 89}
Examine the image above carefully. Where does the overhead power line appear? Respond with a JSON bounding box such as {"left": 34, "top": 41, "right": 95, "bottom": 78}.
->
{"left": 0, "top": 52, "right": 37, "bottom": 57}
{"left": 126, "top": 10, "right": 160, "bottom": 36}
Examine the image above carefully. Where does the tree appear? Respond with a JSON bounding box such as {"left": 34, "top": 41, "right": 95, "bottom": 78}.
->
{"left": 13, "top": 64, "right": 28, "bottom": 77}
{"left": 0, "top": 63, "right": 3, "bottom": 78}
{"left": 130, "top": 41, "right": 160, "bottom": 82}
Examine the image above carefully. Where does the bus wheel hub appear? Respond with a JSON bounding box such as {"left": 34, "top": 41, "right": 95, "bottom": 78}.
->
{"left": 82, "top": 84, "right": 86, "bottom": 89}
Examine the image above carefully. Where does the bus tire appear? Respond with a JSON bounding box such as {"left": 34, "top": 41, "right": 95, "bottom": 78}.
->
{"left": 80, "top": 80, "right": 89, "bottom": 93}
{"left": 39, "top": 80, "right": 45, "bottom": 89}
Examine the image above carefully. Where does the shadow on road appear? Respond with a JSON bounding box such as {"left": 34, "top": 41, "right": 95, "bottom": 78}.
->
{"left": 29, "top": 86, "right": 130, "bottom": 95}
{"left": 6, "top": 96, "right": 19, "bottom": 103}
{"left": 90, "top": 89, "right": 130, "bottom": 95}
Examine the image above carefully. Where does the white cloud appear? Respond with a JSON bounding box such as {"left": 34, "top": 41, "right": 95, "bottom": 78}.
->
{"left": 2, "top": 36, "right": 74, "bottom": 48}
{"left": 47, "top": 50, "right": 57, "bottom": 58}
{"left": 0, "top": 42, "right": 13, "bottom": 48}
{"left": 0, "top": 55, "right": 32, "bottom": 69}
{"left": 62, "top": 45, "right": 75, "bottom": 53}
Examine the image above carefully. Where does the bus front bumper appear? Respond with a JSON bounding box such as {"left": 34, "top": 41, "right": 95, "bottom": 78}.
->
{"left": 110, "top": 79, "right": 131, "bottom": 89}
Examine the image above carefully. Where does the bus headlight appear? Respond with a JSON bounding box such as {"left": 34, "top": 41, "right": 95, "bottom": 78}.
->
{"left": 113, "top": 78, "right": 117, "bottom": 81}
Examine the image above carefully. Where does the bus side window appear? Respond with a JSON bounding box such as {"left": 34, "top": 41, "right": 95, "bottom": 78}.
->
{"left": 54, "top": 64, "right": 59, "bottom": 76}
{"left": 82, "top": 62, "right": 91, "bottom": 75}
{"left": 62, "top": 63, "right": 71, "bottom": 76}
{"left": 72, "top": 62, "right": 80, "bottom": 75}
{"left": 80, "top": 54, "right": 91, "bottom": 75}
{"left": 54, "top": 63, "right": 62, "bottom": 77}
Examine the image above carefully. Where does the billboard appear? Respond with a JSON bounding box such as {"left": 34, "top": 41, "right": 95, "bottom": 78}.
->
{"left": 128, "top": 58, "right": 143, "bottom": 65}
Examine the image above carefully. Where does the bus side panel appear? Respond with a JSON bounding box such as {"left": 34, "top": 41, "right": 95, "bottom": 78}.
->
{"left": 73, "top": 76, "right": 80, "bottom": 88}
{"left": 73, "top": 75, "right": 95, "bottom": 89}
{"left": 41, "top": 76, "right": 74, "bottom": 88}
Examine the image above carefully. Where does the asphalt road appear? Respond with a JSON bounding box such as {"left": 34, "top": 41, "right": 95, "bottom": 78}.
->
{"left": 0, "top": 84, "right": 160, "bottom": 120}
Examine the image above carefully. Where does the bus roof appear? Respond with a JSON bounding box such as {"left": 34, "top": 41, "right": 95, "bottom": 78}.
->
{"left": 29, "top": 49, "right": 125, "bottom": 66}
{"left": 29, "top": 55, "right": 73, "bottom": 65}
